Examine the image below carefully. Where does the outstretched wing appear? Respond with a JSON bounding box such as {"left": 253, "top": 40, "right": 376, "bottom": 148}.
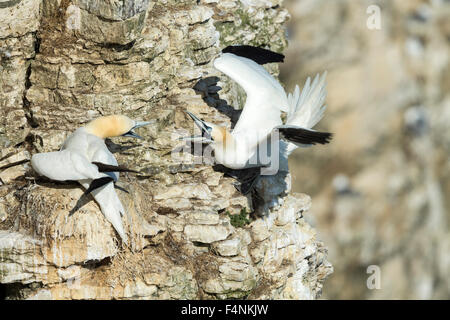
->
{"left": 286, "top": 72, "right": 328, "bottom": 129}
{"left": 214, "top": 53, "right": 288, "bottom": 133}
{"left": 282, "top": 72, "right": 330, "bottom": 154}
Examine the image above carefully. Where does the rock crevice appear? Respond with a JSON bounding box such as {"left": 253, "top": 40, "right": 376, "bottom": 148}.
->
{"left": 0, "top": 0, "right": 332, "bottom": 300}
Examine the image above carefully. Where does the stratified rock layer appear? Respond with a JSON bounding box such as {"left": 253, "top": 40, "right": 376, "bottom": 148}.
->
{"left": 0, "top": 0, "right": 332, "bottom": 299}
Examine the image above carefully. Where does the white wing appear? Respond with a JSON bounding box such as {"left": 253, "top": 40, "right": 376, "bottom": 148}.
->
{"left": 86, "top": 134, "right": 120, "bottom": 181}
{"left": 286, "top": 72, "right": 327, "bottom": 129}
{"left": 31, "top": 150, "right": 100, "bottom": 181}
{"left": 82, "top": 132, "right": 127, "bottom": 242}
{"left": 214, "top": 53, "right": 288, "bottom": 134}
{"left": 64, "top": 128, "right": 119, "bottom": 181}
{"left": 49, "top": 127, "right": 127, "bottom": 243}
{"left": 284, "top": 72, "right": 328, "bottom": 155}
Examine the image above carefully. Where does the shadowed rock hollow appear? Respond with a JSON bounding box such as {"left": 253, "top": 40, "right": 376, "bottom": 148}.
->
{"left": 0, "top": 0, "right": 332, "bottom": 299}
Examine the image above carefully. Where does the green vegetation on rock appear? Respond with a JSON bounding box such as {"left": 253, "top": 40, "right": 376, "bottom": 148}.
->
{"left": 227, "top": 208, "right": 250, "bottom": 228}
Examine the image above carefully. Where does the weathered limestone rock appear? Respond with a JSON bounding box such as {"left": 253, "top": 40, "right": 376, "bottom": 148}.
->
{"left": 0, "top": 0, "right": 41, "bottom": 148}
{"left": 0, "top": 231, "right": 46, "bottom": 284}
{"left": 0, "top": 0, "right": 41, "bottom": 39}
{"left": 212, "top": 238, "right": 242, "bottom": 257}
{"left": 184, "top": 224, "right": 233, "bottom": 244}
{"left": 0, "top": 0, "right": 332, "bottom": 300}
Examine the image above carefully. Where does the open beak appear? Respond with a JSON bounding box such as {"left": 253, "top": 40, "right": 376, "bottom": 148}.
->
{"left": 178, "top": 135, "right": 212, "bottom": 144}
{"left": 186, "top": 111, "right": 212, "bottom": 137}
{"left": 183, "top": 111, "right": 213, "bottom": 143}
{"left": 123, "top": 120, "right": 154, "bottom": 140}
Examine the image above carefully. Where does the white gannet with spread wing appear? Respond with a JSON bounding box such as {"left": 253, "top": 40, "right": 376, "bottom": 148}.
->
{"left": 184, "top": 46, "right": 331, "bottom": 176}
{"left": 31, "top": 115, "right": 152, "bottom": 244}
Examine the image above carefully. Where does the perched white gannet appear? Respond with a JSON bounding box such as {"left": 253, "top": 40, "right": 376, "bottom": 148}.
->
{"left": 31, "top": 115, "right": 152, "bottom": 244}
{"left": 184, "top": 46, "right": 331, "bottom": 174}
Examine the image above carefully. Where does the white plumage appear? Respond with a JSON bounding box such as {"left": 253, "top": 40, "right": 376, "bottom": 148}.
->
{"left": 284, "top": 72, "right": 328, "bottom": 155}
{"left": 185, "top": 51, "right": 330, "bottom": 172}
{"left": 31, "top": 115, "right": 152, "bottom": 244}
{"left": 214, "top": 53, "right": 286, "bottom": 137}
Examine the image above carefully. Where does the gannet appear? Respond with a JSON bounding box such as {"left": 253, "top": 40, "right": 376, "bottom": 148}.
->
{"left": 31, "top": 115, "right": 152, "bottom": 244}
{"left": 184, "top": 45, "right": 332, "bottom": 176}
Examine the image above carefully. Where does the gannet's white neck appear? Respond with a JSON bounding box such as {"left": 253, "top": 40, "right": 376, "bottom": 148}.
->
{"left": 211, "top": 126, "right": 235, "bottom": 151}
{"left": 211, "top": 127, "right": 260, "bottom": 169}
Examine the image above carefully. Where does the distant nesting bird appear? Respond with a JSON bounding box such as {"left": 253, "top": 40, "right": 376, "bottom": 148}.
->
{"left": 184, "top": 45, "right": 331, "bottom": 185}
{"left": 31, "top": 115, "right": 152, "bottom": 244}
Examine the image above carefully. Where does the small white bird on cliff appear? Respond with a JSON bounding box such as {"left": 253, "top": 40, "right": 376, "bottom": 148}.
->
{"left": 31, "top": 115, "right": 152, "bottom": 244}
{"left": 184, "top": 45, "right": 331, "bottom": 178}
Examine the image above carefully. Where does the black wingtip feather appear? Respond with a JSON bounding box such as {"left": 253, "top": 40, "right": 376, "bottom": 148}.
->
{"left": 84, "top": 177, "right": 114, "bottom": 196}
{"left": 279, "top": 127, "right": 333, "bottom": 145}
{"left": 222, "top": 45, "right": 285, "bottom": 65}
{"left": 92, "top": 162, "right": 139, "bottom": 174}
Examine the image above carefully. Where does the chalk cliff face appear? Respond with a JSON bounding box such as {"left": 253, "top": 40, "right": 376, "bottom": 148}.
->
{"left": 0, "top": 0, "right": 332, "bottom": 299}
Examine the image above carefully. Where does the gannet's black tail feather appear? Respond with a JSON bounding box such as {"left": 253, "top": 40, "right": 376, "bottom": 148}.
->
{"left": 277, "top": 126, "right": 332, "bottom": 145}
{"left": 92, "top": 162, "right": 139, "bottom": 174}
{"left": 222, "top": 45, "right": 285, "bottom": 65}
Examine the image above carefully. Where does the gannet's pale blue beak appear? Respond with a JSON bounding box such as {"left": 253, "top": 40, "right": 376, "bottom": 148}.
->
{"left": 123, "top": 120, "right": 154, "bottom": 140}
{"left": 183, "top": 111, "right": 214, "bottom": 143}
{"left": 178, "top": 135, "right": 213, "bottom": 144}
{"left": 186, "top": 112, "right": 213, "bottom": 136}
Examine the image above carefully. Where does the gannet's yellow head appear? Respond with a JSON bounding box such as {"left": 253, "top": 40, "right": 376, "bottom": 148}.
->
{"left": 84, "top": 115, "right": 153, "bottom": 139}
